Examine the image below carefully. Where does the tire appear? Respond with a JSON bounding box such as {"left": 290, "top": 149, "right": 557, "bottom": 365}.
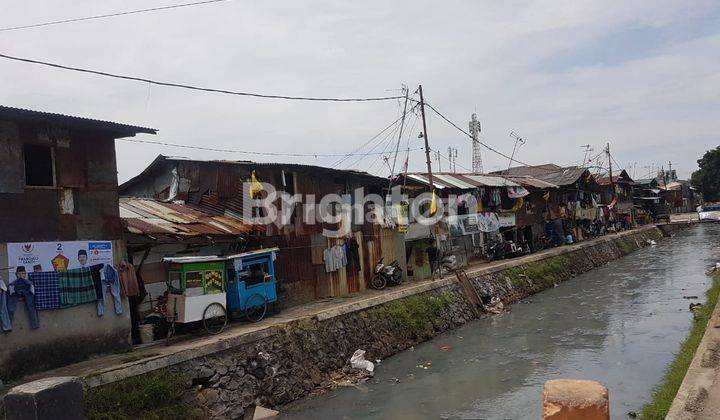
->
{"left": 203, "top": 302, "right": 228, "bottom": 335}
{"left": 245, "top": 293, "right": 268, "bottom": 323}
{"left": 371, "top": 274, "right": 387, "bottom": 290}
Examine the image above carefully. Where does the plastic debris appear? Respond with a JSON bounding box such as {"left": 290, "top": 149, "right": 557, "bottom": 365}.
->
{"left": 350, "top": 349, "right": 375, "bottom": 373}
{"left": 252, "top": 405, "right": 279, "bottom": 419}
{"left": 439, "top": 345, "right": 451, "bottom": 352}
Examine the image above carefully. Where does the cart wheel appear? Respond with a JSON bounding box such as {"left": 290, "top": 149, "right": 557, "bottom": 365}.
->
{"left": 245, "top": 293, "right": 268, "bottom": 323}
{"left": 371, "top": 274, "right": 386, "bottom": 290}
{"left": 203, "top": 303, "right": 228, "bottom": 335}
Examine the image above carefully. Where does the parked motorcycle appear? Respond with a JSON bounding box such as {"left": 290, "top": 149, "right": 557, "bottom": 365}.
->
{"left": 370, "top": 258, "right": 403, "bottom": 290}
{"left": 485, "top": 240, "right": 506, "bottom": 261}
{"left": 440, "top": 254, "right": 458, "bottom": 272}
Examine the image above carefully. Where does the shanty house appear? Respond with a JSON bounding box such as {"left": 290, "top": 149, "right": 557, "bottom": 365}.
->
{"left": 119, "top": 155, "right": 406, "bottom": 308}
{"left": 0, "top": 105, "right": 156, "bottom": 380}
{"left": 497, "top": 165, "right": 604, "bottom": 243}
{"left": 399, "top": 172, "right": 556, "bottom": 276}
{"left": 597, "top": 169, "right": 635, "bottom": 221}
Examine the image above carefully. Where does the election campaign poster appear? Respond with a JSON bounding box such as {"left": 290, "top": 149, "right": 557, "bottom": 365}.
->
{"left": 7, "top": 240, "right": 114, "bottom": 274}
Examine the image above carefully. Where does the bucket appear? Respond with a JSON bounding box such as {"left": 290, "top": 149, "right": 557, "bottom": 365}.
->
{"left": 139, "top": 324, "right": 154, "bottom": 344}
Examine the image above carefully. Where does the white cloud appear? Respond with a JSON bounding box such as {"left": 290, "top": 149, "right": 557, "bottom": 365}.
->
{"left": 0, "top": 0, "right": 717, "bottom": 180}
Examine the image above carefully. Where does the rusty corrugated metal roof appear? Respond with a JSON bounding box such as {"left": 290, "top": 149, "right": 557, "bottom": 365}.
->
{"left": 120, "top": 197, "right": 261, "bottom": 237}
{"left": 503, "top": 175, "right": 559, "bottom": 189}
{"left": 0, "top": 105, "right": 156, "bottom": 137}
{"left": 405, "top": 172, "right": 522, "bottom": 189}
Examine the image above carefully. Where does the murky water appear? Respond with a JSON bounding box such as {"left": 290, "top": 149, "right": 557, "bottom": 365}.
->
{"left": 283, "top": 225, "right": 720, "bottom": 419}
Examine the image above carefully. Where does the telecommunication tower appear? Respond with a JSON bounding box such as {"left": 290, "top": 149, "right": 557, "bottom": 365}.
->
{"left": 469, "top": 113, "right": 483, "bottom": 173}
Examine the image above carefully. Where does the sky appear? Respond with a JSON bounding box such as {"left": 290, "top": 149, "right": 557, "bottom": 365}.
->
{"left": 1, "top": 0, "right": 719, "bottom": 182}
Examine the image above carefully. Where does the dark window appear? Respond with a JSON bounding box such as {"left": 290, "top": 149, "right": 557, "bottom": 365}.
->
{"left": 24, "top": 144, "right": 54, "bottom": 187}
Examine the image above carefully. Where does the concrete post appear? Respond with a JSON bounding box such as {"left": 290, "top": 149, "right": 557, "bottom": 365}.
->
{"left": 543, "top": 379, "right": 609, "bottom": 420}
{"left": 3, "top": 377, "right": 84, "bottom": 420}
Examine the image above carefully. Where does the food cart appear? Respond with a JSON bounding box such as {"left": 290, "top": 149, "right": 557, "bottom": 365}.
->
{"left": 161, "top": 248, "right": 280, "bottom": 341}
{"left": 162, "top": 255, "right": 228, "bottom": 337}
{"left": 225, "top": 248, "right": 279, "bottom": 322}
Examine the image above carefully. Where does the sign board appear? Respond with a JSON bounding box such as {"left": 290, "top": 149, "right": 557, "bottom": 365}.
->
{"left": 448, "top": 212, "right": 502, "bottom": 235}
{"left": 7, "top": 240, "right": 114, "bottom": 273}
{"left": 497, "top": 213, "right": 516, "bottom": 228}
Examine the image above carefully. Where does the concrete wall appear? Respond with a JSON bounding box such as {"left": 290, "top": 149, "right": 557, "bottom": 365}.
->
{"left": 0, "top": 120, "right": 131, "bottom": 381}
{"left": 0, "top": 240, "right": 131, "bottom": 381}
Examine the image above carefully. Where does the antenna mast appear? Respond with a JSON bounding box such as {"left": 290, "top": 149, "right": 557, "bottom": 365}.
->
{"left": 469, "top": 113, "right": 483, "bottom": 173}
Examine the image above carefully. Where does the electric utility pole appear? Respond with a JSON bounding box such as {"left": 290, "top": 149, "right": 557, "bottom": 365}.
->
{"left": 418, "top": 85, "right": 434, "bottom": 190}
{"left": 388, "top": 85, "right": 409, "bottom": 191}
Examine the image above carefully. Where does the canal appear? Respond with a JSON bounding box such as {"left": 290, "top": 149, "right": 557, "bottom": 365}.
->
{"left": 282, "top": 224, "right": 720, "bottom": 419}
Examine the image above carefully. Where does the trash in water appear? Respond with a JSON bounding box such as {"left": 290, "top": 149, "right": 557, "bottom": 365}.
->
{"left": 627, "top": 411, "right": 638, "bottom": 418}
{"left": 683, "top": 296, "right": 699, "bottom": 299}
{"left": 439, "top": 345, "right": 451, "bottom": 351}
{"left": 350, "top": 349, "right": 375, "bottom": 373}
{"left": 485, "top": 297, "right": 505, "bottom": 314}
{"left": 646, "top": 239, "right": 657, "bottom": 246}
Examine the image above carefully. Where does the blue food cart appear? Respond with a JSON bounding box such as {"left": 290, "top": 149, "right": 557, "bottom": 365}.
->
{"left": 162, "top": 248, "right": 279, "bottom": 342}
{"left": 225, "top": 247, "right": 279, "bottom": 322}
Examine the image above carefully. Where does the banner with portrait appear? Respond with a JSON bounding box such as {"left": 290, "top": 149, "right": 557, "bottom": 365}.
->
{"left": 7, "top": 240, "right": 114, "bottom": 274}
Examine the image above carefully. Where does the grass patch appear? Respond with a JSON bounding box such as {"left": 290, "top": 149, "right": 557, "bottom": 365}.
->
{"left": 641, "top": 273, "right": 720, "bottom": 419}
{"left": 380, "top": 292, "right": 452, "bottom": 337}
{"left": 504, "top": 256, "right": 570, "bottom": 290}
{"left": 85, "top": 369, "right": 203, "bottom": 420}
{"left": 616, "top": 236, "right": 638, "bottom": 254}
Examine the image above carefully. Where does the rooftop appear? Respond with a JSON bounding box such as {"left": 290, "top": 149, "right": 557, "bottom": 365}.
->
{"left": 0, "top": 105, "right": 157, "bottom": 137}
{"left": 402, "top": 172, "right": 561, "bottom": 190}
{"left": 120, "top": 197, "right": 262, "bottom": 242}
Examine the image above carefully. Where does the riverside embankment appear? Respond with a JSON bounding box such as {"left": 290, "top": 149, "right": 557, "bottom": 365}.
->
{"left": 285, "top": 222, "right": 719, "bottom": 419}
{"left": 3, "top": 224, "right": 689, "bottom": 419}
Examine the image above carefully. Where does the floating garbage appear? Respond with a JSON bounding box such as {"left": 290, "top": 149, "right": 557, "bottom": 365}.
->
{"left": 350, "top": 349, "right": 375, "bottom": 373}
{"left": 439, "top": 345, "right": 451, "bottom": 351}
{"left": 646, "top": 239, "right": 657, "bottom": 246}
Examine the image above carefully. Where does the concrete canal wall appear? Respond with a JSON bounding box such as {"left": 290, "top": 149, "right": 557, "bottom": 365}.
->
{"left": 67, "top": 225, "right": 685, "bottom": 418}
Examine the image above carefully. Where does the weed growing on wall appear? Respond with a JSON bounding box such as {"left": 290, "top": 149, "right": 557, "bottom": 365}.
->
{"left": 85, "top": 369, "right": 202, "bottom": 420}
{"left": 380, "top": 292, "right": 452, "bottom": 338}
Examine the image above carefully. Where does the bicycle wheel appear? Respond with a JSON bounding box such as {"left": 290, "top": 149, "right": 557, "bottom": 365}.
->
{"left": 203, "top": 302, "right": 228, "bottom": 335}
{"left": 244, "top": 293, "right": 268, "bottom": 323}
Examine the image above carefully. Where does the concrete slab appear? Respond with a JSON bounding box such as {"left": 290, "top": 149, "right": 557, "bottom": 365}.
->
{"left": 3, "top": 377, "right": 83, "bottom": 420}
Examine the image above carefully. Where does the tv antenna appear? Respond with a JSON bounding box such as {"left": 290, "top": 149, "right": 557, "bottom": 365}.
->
{"left": 506, "top": 131, "right": 526, "bottom": 173}
{"left": 580, "top": 144, "right": 594, "bottom": 167}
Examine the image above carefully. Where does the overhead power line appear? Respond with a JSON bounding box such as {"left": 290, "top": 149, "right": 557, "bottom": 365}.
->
{"left": 0, "top": 52, "right": 404, "bottom": 102}
{"left": 330, "top": 105, "right": 416, "bottom": 168}
{"left": 0, "top": 0, "right": 232, "bottom": 33}
{"left": 117, "top": 137, "right": 424, "bottom": 158}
